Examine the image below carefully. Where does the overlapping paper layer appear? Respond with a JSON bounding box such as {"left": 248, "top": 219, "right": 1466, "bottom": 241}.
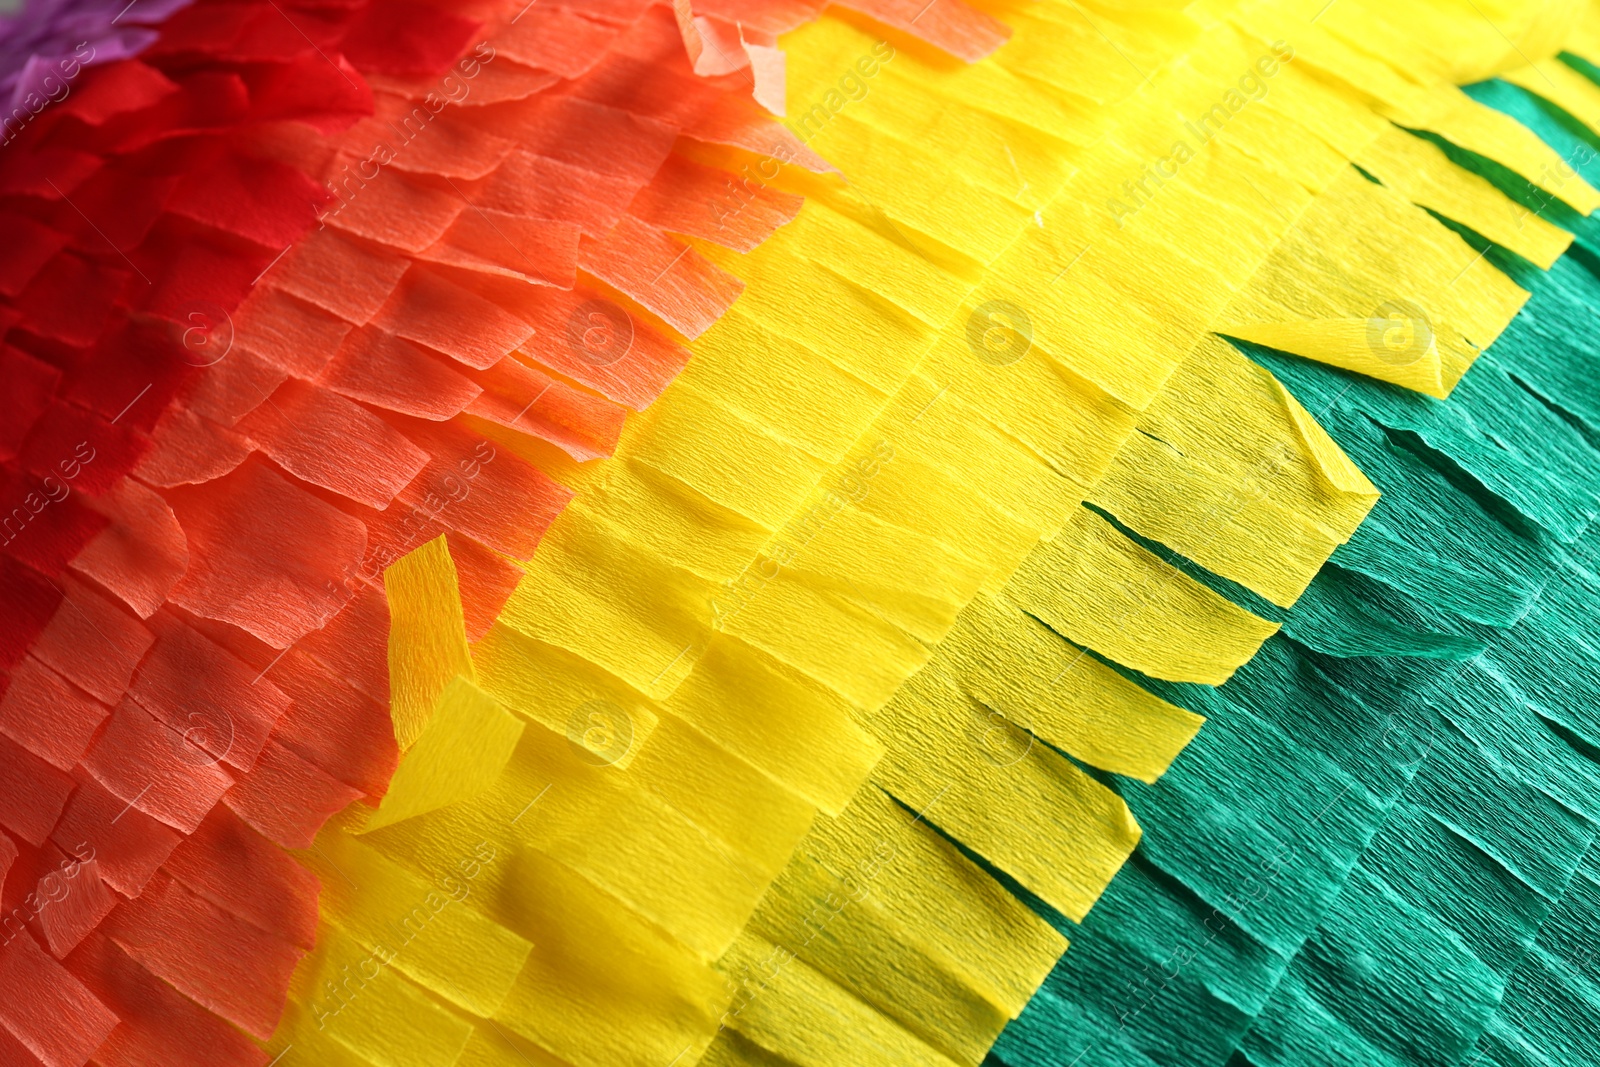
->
{"left": 0, "top": 0, "right": 838, "bottom": 1061}
{"left": 5, "top": 0, "right": 1600, "bottom": 1065}
{"left": 274, "top": 4, "right": 1600, "bottom": 1067}
{"left": 994, "top": 11, "right": 1600, "bottom": 1063}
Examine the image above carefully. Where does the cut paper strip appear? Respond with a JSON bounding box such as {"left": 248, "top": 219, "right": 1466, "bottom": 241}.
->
{"left": 383, "top": 535, "right": 475, "bottom": 750}
{"left": 627, "top": 155, "right": 805, "bottom": 252}
{"left": 495, "top": 6, "right": 627, "bottom": 79}
{"left": 317, "top": 327, "right": 484, "bottom": 421}
{"left": 35, "top": 859, "right": 116, "bottom": 959}
{"left": 0, "top": 928, "right": 119, "bottom": 1067}
{"left": 223, "top": 740, "right": 365, "bottom": 850}
{"left": 299, "top": 831, "right": 533, "bottom": 1018}
{"left": 371, "top": 268, "right": 536, "bottom": 371}
{"left": 236, "top": 379, "right": 431, "bottom": 509}
{"left": 0, "top": 657, "right": 110, "bottom": 772}
{"left": 581, "top": 215, "right": 747, "bottom": 338}
{"left": 127, "top": 614, "right": 293, "bottom": 773}
{"left": 50, "top": 773, "right": 180, "bottom": 900}
{"left": 161, "top": 805, "right": 321, "bottom": 951}
{"left": 0, "top": 733, "right": 73, "bottom": 847}
{"left": 105, "top": 873, "right": 304, "bottom": 1041}
{"left": 79, "top": 698, "right": 235, "bottom": 836}
{"left": 357, "top": 675, "right": 523, "bottom": 833}
{"left": 164, "top": 461, "right": 369, "bottom": 647}
{"left": 1009, "top": 508, "right": 1280, "bottom": 686}
{"left": 69, "top": 479, "right": 188, "bottom": 620}
{"left": 65, "top": 933, "right": 269, "bottom": 1067}
{"left": 267, "top": 649, "right": 398, "bottom": 799}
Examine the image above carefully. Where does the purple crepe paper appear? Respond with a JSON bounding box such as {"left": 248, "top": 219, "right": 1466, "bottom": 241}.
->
{"left": 0, "top": 0, "right": 194, "bottom": 112}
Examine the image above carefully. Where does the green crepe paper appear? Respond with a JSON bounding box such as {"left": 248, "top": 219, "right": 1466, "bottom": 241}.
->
{"left": 988, "top": 70, "right": 1600, "bottom": 1067}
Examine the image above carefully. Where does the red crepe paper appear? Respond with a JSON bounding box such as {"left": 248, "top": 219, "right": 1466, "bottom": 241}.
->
{"left": 421, "top": 210, "right": 584, "bottom": 287}
{"left": 0, "top": 560, "right": 61, "bottom": 673}
{"left": 182, "top": 347, "right": 292, "bottom": 427}
{"left": 243, "top": 54, "right": 375, "bottom": 133}
{"left": 424, "top": 59, "right": 561, "bottom": 107}
{"left": 372, "top": 266, "right": 536, "bottom": 368}
{"left": 164, "top": 460, "right": 368, "bottom": 648}
{"left": 294, "top": 583, "right": 390, "bottom": 704}
{"left": 580, "top": 214, "right": 745, "bottom": 338}
{"left": 628, "top": 153, "right": 805, "bottom": 252}
{"left": 480, "top": 94, "right": 681, "bottom": 182}
{"left": 355, "top": 95, "right": 521, "bottom": 181}
{"left": 0, "top": 930, "right": 118, "bottom": 1067}
{"left": 468, "top": 150, "right": 640, "bottom": 237}
{"left": 0, "top": 1025, "right": 42, "bottom": 1067}
{"left": 28, "top": 575, "right": 154, "bottom": 707}
{"left": 162, "top": 806, "right": 321, "bottom": 950}
{"left": 838, "top": 0, "right": 1009, "bottom": 61}
{"left": 0, "top": 476, "right": 108, "bottom": 579}
{"left": 325, "top": 169, "right": 467, "bottom": 254}
{"left": 15, "top": 255, "right": 129, "bottom": 350}
{"left": 466, "top": 356, "right": 629, "bottom": 460}
{"left": 169, "top": 151, "right": 332, "bottom": 250}
{"left": 0, "top": 351, "right": 59, "bottom": 464}
{"left": 34, "top": 858, "right": 116, "bottom": 960}
{"left": 496, "top": 7, "right": 628, "bottom": 78}
{"left": 52, "top": 164, "right": 181, "bottom": 260}
{"left": 504, "top": 284, "right": 694, "bottom": 409}
{"left": 0, "top": 736, "right": 74, "bottom": 848}
{"left": 318, "top": 326, "right": 483, "bottom": 420}
{"left": 337, "top": 0, "right": 483, "bottom": 76}
{"left": 127, "top": 614, "right": 294, "bottom": 774}
{"left": 71, "top": 479, "right": 188, "bottom": 620}
{"left": 697, "top": 0, "right": 826, "bottom": 34}
{"left": 234, "top": 378, "right": 431, "bottom": 509}
{"left": 134, "top": 406, "right": 253, "bottom": 488}
{"left": 51, "top": 61, "right": 179, "bottom": 127}
{"left": 383, "top": 417, "right": 572, "bottom": 560}
{"left": 138, "top": 5, "right": 257, "bottom": 58}
{"left": 0, "top": 833, "right": 17, "bottom": 903}
{"left": 104, "top": 873, "right": 303, "bottom": 1040}
{"left": 271, "top": 228, "right": 413, "bottom": 325}
{"left": 231, "top": 287, "right": 354, "bottom": 378}
{"left": 0, "top": 0, "right": 942, "bottom": 1052}
{"left": 267, "top": 649, "right": 398, "bottom": 798}
{"left": 138, "top": 226, "right": 282, "bottom": 324}
{"left": 0, "top": 658, "right": 110, "bottom": 772}
{"left": 96, "top": 72, "right": 253, "bottom": 156}
{"left": 51, "top": 775, "right": 180, "bottom": 900}
{"left": 19, "top": 401, "right": 147, "bottom": 498}
{"left": 446, "top": 530, "right": 524, "bottom": 641}
{"left": 0, "top": 219, "right": 67, "bottom": 301}
{"left": 80, "top": 698, "right": 236, "bottom": 836}
{"left": 65, "top": 933, "right": 268, "bottom": 1067}
{"left": 222, "top": 739, "right": 363, "bottom": 850}
{"left": 0, "top": 147, "right": 102, "bottom": 200}
{"left": 59, "top": 321, "right": 193, "bottom": 433}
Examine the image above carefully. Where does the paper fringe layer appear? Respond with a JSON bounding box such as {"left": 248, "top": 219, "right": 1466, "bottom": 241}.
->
{"left": 0, "top": 0, "right": 866, "bottom": 1059}
{"left": 5, "top": 0, "right": 1600, "bottom": 1066}
{"left": 269, "top": 4, "right": 1600, "bottom": 1067}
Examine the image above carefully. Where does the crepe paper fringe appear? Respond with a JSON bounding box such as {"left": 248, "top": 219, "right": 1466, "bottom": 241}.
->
{"left": 0, "top": 0, "right": 859, "bottom": 1061}
{"left": 1, "top": 2, "right": 1592, "bottom": 1067}
{"left": 991, "top": 41, "right": 1600, "bottom": 1067}
{"left": 261, "top": 5, "right": 1600, "bottom": 1067}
